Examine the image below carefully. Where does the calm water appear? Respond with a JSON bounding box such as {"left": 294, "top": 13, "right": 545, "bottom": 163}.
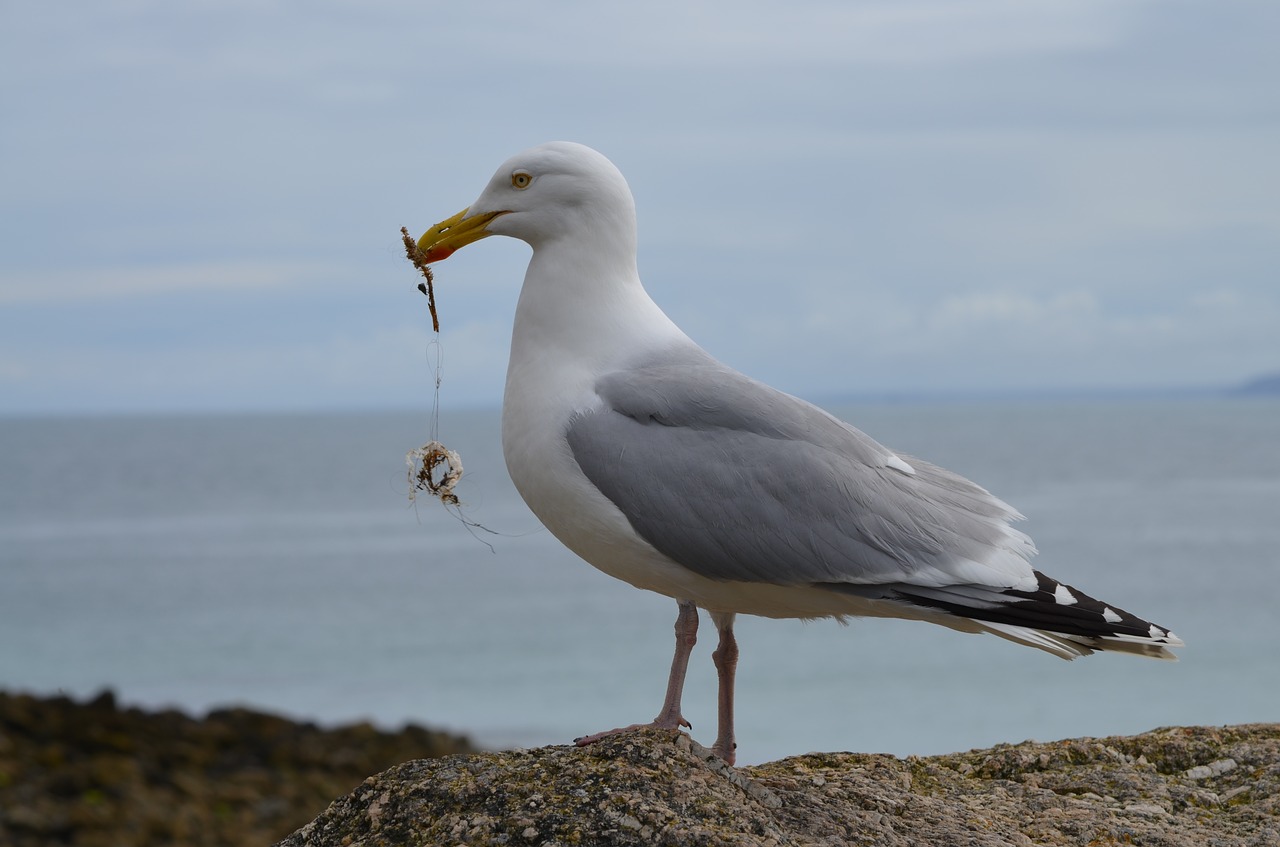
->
{"left": 1, "top": 398, "right": 1277, "bottom": 765}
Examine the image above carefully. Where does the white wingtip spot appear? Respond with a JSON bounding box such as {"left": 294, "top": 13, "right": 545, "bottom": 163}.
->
{"left": 885, "top": 454, "right": 916, "bottom": 475}
{"left": 1149, "top": 624, "right": 1166, "bottom": 639}
{"left": 1053, "top": 583, "right": 1078, "bottom": 606}
{"left": 1102, "top": 607, "right": 1123, "bottom": 624}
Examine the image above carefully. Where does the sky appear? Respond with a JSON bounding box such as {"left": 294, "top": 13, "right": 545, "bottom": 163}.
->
{"left": 2, "top": 0, "right": 1277, "bottom": 414}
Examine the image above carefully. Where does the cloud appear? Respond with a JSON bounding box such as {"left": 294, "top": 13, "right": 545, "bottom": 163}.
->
{"left": 770, "top": 282, "right": 1280, "bottom": 394}
{"left": 0, "top": 261, "right": 332, "bottom": 305}
{"left": 927, "top": 290, "right": 1098, "bottom": 332}
{"left": 0, "top": 318, "right": 510, "bottom": 414}
{"left": 0, "top": 357, "right": 29, "bottom": 381}
{"left": 1, "top": 0, "right": 1277, "bottom": 413}
{"left": 420, "top": 0, "right": 1140, "bottom": 69}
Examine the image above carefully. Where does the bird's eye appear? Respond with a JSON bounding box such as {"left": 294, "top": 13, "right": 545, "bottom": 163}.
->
{"left": 511, "top": 171, "right": 533, "bottom": 190}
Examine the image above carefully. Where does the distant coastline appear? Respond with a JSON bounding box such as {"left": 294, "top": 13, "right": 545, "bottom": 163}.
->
{"left": 1231, "top": 372, "right": 1280, "bottom": 396}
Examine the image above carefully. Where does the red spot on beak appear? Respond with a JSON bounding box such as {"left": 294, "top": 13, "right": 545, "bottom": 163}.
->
{"left": 419, "top": 245, "right": 455, "bottom": 264}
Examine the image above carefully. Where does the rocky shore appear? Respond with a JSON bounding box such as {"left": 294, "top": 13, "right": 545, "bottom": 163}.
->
{"left": 280, "top": 724, "right": 1280, "bottom": 847}
{"left": 0, "top": 689, "right": 474, "bottom": 847}
{"left": 5, "top": 689, "right": 1276, "bottom": 846}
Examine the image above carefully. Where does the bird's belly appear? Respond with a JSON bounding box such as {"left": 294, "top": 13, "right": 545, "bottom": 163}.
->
{"left": 501, "top": 407, "right": 688, "bottom": 595}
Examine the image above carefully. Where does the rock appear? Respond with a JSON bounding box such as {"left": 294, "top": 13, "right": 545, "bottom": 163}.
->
{"left": 279, "top": 724, "right": 1280, "bottom": 847}
{"left": 1185, "top": 758, "right": 1238, "bottom": 780}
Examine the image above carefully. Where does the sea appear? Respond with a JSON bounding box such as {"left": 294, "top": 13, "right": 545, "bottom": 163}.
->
{"left": 2, "top": 397, "right": 1277, "bottom": 766}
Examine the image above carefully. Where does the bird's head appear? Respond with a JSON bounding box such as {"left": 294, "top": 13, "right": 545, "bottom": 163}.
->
{"left": 416, "top": 141, "right": 636, "bottom": 264}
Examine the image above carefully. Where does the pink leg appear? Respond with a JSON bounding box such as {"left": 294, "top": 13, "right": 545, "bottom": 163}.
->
{"left": 653, "top": 599, "right": 699, "bottom": 727}
{"left": 710, "top": 611, "right": 738, "bottom": 765}
{"left": 574, "top": 600, "right": 698, "bottom": 746}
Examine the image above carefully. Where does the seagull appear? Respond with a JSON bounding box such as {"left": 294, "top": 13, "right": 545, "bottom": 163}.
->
{"left": 414, "top": 141, "right": 1182, "bottom": 766}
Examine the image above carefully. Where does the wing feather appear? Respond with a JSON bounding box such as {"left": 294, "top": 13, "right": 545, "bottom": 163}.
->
{"left": 566, "top": 349, "right": 1036, "bottom": 590}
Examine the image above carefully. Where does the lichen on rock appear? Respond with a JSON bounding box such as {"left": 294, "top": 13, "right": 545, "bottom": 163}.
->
{"left": 277, "top": 724, "right": 1280, "bottom": 847}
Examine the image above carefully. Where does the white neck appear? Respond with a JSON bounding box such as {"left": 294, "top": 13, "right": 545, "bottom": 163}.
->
{"left": 504, "top": 237, "right": 690, "bottom": 408}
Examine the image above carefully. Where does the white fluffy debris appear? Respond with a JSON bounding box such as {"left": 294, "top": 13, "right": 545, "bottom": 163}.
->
{"left": 407, "top": 441, "right": 463, "bottom": 506}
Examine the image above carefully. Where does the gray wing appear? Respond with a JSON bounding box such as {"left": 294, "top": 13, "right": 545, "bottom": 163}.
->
{"left": 565, "top": 347, "right": 1035, "bottom": 589}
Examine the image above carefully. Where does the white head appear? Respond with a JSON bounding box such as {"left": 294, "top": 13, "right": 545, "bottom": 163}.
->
{"left": 416, "top": 142, "right": 637, "bottom": 262}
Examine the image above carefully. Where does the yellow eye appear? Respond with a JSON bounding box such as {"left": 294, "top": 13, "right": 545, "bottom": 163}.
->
{"left": 511, "top": 171, "right": 533, "bottom": 190}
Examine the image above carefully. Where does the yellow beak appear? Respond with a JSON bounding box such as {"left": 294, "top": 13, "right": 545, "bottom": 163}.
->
{"left": 416, "top": 208, "right": 507, "bottom": 264}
